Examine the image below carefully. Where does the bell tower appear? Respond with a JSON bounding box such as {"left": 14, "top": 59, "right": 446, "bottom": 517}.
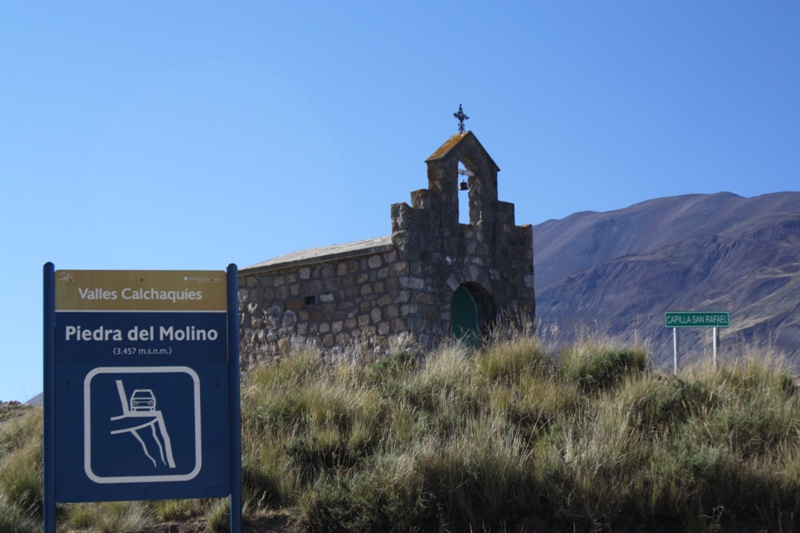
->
{"left": 424, "top": 130, "right": 500, "bottom": 231}
{"left": 389, "top": 130, "right": 535, "bottom": 345}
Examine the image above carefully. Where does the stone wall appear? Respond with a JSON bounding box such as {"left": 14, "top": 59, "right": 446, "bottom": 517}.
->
{"left": 238, "top": 245, "right": 424, "bottom": 362}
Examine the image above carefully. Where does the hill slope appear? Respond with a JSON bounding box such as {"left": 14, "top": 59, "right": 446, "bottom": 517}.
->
{"left": 533, "top": 192, "right": 800, "bottom": 366}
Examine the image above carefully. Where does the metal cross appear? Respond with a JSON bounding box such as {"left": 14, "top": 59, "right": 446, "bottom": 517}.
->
{"left": 453, "top": 104, "right": 469, "bottom": 133}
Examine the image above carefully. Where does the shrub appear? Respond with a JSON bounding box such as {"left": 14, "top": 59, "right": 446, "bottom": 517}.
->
{"left": 366, "top": 350, "right": 416, "bottom": 383}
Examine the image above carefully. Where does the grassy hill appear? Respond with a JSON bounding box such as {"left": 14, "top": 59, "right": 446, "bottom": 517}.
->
{"left": 2, "top": 325, "right": 799, "bottom": 532}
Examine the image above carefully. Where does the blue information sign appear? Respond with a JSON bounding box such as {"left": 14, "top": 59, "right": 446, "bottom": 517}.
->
{"left": 44, "top": 266, "right": 242, "bottom": 531}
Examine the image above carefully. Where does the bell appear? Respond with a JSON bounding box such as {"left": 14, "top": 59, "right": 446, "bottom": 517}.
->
{"left": 459, "top": 181, "right": 468, "bottom": 191}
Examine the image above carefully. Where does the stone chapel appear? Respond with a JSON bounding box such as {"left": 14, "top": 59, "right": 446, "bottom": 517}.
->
{"left": 238, "top": 131, "right": 535, "bottom": 360}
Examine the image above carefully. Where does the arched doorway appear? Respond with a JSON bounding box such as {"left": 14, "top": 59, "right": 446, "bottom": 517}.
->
{"left": 450, "top": 283, "right": 495, "bottom": 347}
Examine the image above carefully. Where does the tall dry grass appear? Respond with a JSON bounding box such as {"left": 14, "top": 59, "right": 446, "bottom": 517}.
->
{"left": 3, "top": 324, "right": 800, "bottom": 532}
{"left": 0, "top": 407, "right": 41, "bottom": 533}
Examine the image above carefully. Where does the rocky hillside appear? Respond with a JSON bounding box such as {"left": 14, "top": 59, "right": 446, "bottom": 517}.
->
{"left": 534, "top": 192, "right": 800, "bottom": 368}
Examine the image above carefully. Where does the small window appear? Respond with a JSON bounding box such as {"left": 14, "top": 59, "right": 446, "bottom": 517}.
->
{"left": 304, "top": 295, "right": 317, "bottom": 306}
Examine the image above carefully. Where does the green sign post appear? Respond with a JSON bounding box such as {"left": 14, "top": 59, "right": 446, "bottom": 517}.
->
{"left": 664, "top": 311, "right": 730, "bottom": 373}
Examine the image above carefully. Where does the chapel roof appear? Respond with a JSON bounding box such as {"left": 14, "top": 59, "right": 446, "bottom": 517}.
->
{"left": 425, "top": 130, "right": 500, "bottom": 171}
{"left": 240, "top": 235, "right": 393, "bottom": 276}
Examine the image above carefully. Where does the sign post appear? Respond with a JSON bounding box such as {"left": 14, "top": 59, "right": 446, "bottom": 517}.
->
{"left": 44, "top": 265, "right": 241, "bottom": 532}
{"left": 664, "top": 311, "right": 730, "bottom": 372}
{"left": 672, "top": 327, "right": 679, "bottom": 375}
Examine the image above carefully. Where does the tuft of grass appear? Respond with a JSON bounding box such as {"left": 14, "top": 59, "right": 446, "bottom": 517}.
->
{"left": 0, "top": 408, "right": 42, "bottom": 521}
{"left": 619, "top": 374, "right": 716, "bottom": 434}
{"left": 0, "top": 406, "right": 41, "bottom": 456}
{"left": 244, "top": 344, "right": 323, "bottom": 389}
{"left": 490, "top": 376, "right": 582, "bottom": 438}
{"left": 150, "top": 499, "right": 207, "bottom": 522}
{"left": 403, "top": 342, "right": 484, "bottom": 421}
{"left": 0, "top": 494, "right": 38, "bottom": 533}
{"left": 560, "top": 336, "right": 648, "bottom": 391}
{"left": 206, "top": 499, "right": 230, "bottom": 532}
{"left": 65, "top": 501, "right": 152, "bottom": 533}
{"left": 241, "top": 427, "right": 300, "bottom": 507}
{"left": 477, "top": 333, "right": 552, "bottom": 385}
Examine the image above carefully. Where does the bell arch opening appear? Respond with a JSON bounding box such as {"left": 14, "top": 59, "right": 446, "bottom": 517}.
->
{"left": 450, "top": 282, "right": 496, "bottom": 347}
{"left": 457, "top": 160, "right": 474, "bottom": 225}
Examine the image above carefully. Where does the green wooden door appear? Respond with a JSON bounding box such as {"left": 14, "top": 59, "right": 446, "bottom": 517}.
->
{"left": 451, "top": 285, "right": 479, "bottom": 347}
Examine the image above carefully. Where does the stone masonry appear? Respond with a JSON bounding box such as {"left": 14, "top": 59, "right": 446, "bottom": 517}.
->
{"left": 238, "top": 131, "right": 535, "bottom": 361}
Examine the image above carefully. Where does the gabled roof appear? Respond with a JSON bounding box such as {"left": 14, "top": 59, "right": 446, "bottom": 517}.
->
{"left": 240, "top": 236, "right": 393, "bottom": 276}
{"left": 424, "top": 131, "right": 500, "bottom": 171}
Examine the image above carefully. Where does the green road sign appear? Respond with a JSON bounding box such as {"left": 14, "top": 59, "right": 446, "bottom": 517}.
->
{"left": 665, "top": 311, "right": 730, "bottom": 328}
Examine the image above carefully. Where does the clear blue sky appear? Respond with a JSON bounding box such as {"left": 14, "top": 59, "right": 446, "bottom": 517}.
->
{"left": 1, "top": 2, "right": 798, "bottom": 401}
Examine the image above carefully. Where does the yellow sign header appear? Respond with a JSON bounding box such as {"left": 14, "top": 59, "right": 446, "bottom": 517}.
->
{"left": 55, "top": 270, "right": 227, "bottom": 311}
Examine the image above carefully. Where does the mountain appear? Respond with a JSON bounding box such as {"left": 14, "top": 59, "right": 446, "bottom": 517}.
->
{"left": 26, "top": 393, "right": 43, "bottom": 406}
{"left": 533, "top": 192, "right": 800, "bottom": 368}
